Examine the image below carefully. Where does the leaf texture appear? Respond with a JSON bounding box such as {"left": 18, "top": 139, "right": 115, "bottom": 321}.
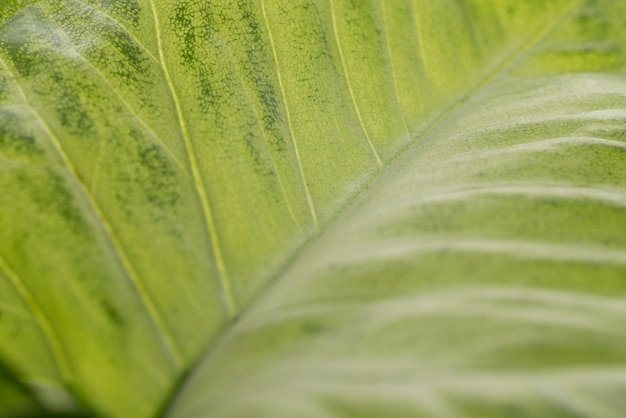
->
{"left": 0, "top": 0, "right": 625, "bottom": 417}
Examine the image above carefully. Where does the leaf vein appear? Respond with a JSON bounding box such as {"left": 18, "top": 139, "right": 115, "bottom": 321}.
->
{"left": 0, "top": 55, "right": 184, "bottom": 368}
{"left": 220, "top": 43, "right": 302, "bottom": 228}
{"left": 329, "top": 0, "right": 383, "bottom": 168}
{"left": 147, "top": 0, "right": 237, "bottom": 316}
{"left": 0, "top": 253, "right": 73, "bottom": 385}
{"left": 72, "top": 0, "right": 161, "bottom": 65}
{"left": 379, "top": 0, "right": 411, "bottom": 140}
{"left": 260, "top": 0, "right": 319, "bottom": 230}
{"left": 410, "top": 0, "right": 431, "bottom": 83}
{"left": 50, "top": 18, "right": 190, "bottom": 177}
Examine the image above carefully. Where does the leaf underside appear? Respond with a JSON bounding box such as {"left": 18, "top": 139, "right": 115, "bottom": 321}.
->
{"left": 0, "top": 0, "right": 625, "bottom": 417}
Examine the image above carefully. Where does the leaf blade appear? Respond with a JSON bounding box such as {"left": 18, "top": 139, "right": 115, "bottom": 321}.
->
{"left": 2, "top": 0, "right": 626, "bottom": 417}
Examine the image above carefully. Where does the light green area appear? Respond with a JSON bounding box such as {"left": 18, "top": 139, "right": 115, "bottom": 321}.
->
{"left": 0, "top": 0, "right": 625, "bottom": 417}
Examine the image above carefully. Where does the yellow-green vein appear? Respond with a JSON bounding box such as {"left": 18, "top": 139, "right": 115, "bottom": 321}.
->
{"left": 222, "top": 44, "right": 302, "bottom": 229}
{"left": 260, "top": 0, "right": 319, "bottom": 230}
{"left": 0, "top": 55, "right": 184, "bottom": 368}
{"left": 379, "top": 0, "right": 412, "bottom": 140}
{"left": 410, "top": 0, "right": 431, "bottom": 83}
{"left": 72, "top": 0, "right": 160, "bottom": 65}
{"left": 0, "top": 253, "right": 72, "bottom": 386}
{"left": 329, "top": 0, "right": 383, "bottom": 168}
{"left": 147, "top": 0, "right": 237, "bottom": 316}
{"left": 52, "top": 22, "right": 189, "bottom": 177}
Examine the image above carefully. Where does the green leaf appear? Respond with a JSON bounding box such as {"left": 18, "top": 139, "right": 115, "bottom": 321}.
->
{"left": 1, "top": 0, "right": 625, "bottom": 417}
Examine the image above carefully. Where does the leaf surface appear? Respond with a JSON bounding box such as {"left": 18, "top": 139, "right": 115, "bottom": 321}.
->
{"left": 0, "top": 0, "right": 625, "bottom": 417}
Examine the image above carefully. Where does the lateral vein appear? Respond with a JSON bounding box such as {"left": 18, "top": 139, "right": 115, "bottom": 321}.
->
{"left": 329, "top": 0, "right": 383, "bottom": 168}
{"left": 0, "top": 56, "right": 184, "bottom": 368}
{"left": 227, "top": 53, "right": 302, "bottom": 228}
{"left": 147, "top": 0, "right": 237, "bottom": 316}
{"left": 72, "top": 0, "right": 161, "bottom": 65}
{"left": 379, "top": 0, "right": 411, "bottom": 140}
{"left": 410, "top": 0, "right": 431, "bottom": 83}
{"left": 260, "top": 0, "right": 319, "bottom": 230}
{"left": 0, "top": 254, "right": 73, "bottom": 385}
{"left": 52, "top": 21, "right": 189, "bottom": 176}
